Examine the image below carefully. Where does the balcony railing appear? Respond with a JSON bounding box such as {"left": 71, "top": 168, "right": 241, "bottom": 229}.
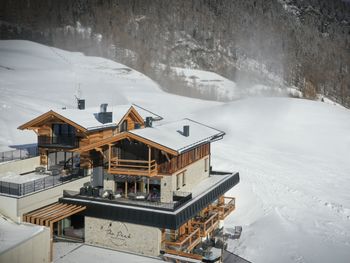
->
{"left": 38, "top": 135, "right": 79, "bottom": 148}
{"left": 213, "top": 196, "right": 236, "bottom": 220}
{"left": 108, "top": 158, "right": 157, "bottom": 177}
{"left": 163, "top": 228, "right": 201, "bottom": 252}
{"left": 0, "top": 169, "right": 87, "bottom": 197}
{"left": 191, "top": 212, "right": 220, "bottom": 237}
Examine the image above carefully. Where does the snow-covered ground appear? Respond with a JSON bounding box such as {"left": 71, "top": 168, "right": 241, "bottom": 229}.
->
{"left": 1, "top": 40, "right": 350, "bottom": 263}
{"left": 0, "top": 215, "right": 45, "bottom": 254}
{"left": 173, "top": 66, "right": 302, "bottom": 101}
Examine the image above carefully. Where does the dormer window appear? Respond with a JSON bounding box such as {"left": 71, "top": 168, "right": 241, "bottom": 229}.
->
{"left": 120, "top": 120, "right": 128, "bottom": 132}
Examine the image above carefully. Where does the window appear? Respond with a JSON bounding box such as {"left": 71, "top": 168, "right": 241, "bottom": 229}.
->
{"left": 205, "top": 158, "right": 209, "bottom": 172}
{"left": 182, "top": 172, "right": 186, "bottom": 186}
{"left": 176, "top": 173, "right": 181, "bottom": 190}
{"left": 120, "top": 120, "right": 128, "bottom": 132}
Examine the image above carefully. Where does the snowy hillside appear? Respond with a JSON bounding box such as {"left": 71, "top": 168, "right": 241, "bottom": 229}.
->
{"left": 0, "top": 40, "right": 219, "bottom": 151}
{"left": 1, "top": 41, "right": 350, "bottom": 263}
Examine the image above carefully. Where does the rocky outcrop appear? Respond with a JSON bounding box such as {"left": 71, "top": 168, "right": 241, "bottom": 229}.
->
{"left": 1, "top": 0, "right": 349, "bottom": 106}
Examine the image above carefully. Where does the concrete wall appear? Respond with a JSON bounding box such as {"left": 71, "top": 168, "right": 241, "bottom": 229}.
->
{"left": 0, "top": 195, "right": 18, "bottom": 222}
{"left": 0, "top": 176, "right": 90, "bottom": 223}
{"left": 104, "top": 173, "right": 115, "bottom": 192}
{"left": 160, "top": 155, "right": 210, "bottom": 202}
{"left": 17, "top": 176, "right": 90, "bottom": 221}
{"left": 0, "top": 157, "right": 40, "bottom": 176}
{"left": 85, "top": 217, "right": 161, "bottom": 257}
{"left": 0, "top": 226, "right": 50, "bottom": 263}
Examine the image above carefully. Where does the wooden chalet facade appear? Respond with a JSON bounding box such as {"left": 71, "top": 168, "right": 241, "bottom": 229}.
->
{"left": 18, "top": 103, "right": 239, "bottom": 262}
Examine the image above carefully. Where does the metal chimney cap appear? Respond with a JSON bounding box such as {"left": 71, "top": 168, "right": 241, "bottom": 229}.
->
{"left": 183, "top": 125, "right": 190, "bottom": 137}
{"left": 100, "top": 103, "right": 108, "bottom": 113}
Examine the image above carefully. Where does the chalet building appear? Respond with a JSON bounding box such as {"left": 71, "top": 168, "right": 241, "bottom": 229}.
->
{"left": 13, "top": 102, "right": 239, "bottom": 262}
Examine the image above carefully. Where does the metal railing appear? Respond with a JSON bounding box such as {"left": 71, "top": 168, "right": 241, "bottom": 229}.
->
{"left": 0, "top": 169, "right": 87, "bottom": 197}
{"left": 38, "top": 135, "right": 79, "bottom": 148}
{"left": 0, "top": 146, "right": 38, "bottom": 163}
{"left": 64, "top": 190, "right": 192, "bottom": 211}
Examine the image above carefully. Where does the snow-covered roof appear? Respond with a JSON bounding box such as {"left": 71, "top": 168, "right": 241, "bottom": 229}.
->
{"left": 54, "top": 104, "right": 162, "bottom": 131}
{"left": 0, "top": 215, "right": 46, "bottom": 254}
{"left": 129, "top": 118, "right": 225, "bottom": 154}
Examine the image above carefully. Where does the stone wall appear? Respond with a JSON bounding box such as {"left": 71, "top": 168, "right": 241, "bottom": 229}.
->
{"left": 85, "top": 216, "right": 161, "bottom": 256}
{"left": 161, "top": 155, "right": 210, "bottom": 202}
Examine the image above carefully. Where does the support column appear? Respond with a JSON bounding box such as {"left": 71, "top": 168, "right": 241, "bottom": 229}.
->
{"left": 108, "top": 144, "right": 111, "bottom": 171}
{"left": 148, "top": 146, "right": 151, "bottom": 176}
{"left": 124, "top": 181, "right": 128, "bottom": 198}
{"left": 147, "top": 178, "right": 150, "bottom": 194}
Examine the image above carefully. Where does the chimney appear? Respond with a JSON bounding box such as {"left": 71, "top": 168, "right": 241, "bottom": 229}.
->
{"left": 77, "top": 99, "right": 85, "bottom": 110}
{"left": 100, "top": 103, "right": 108, "bottom": 113}
{"left": 145, "top": 117, "right": 153, "bottom": 127}
{"left": 97, "top": 103, "right": 112, "bottom": 124}
{"left": 183, "top": 125, "right": 190, "bottom": 137}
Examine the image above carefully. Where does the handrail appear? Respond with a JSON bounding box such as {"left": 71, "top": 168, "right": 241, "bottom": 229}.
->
{"left": 192, "top": 212, "right": 219, "bottom": 236}
{"left": 109, "top": 158, "right": 158, "bottom": 177}
{"left": 164, "top": 228, "right": 200, "bottom": 247}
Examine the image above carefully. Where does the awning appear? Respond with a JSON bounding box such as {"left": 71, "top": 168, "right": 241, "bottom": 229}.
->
{"left": 23, "top": 202, "right": 86, "bottom": 226}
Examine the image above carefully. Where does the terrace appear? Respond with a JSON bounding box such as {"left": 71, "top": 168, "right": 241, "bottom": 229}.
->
{"left": 60, "top": 171, "right": 240, "bottom": 230}
{"left": 63, "top": 189, "right": 192, "bottom": 211}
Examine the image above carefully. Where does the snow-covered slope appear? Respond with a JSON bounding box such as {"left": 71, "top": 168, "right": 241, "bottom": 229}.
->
{"left": 190, "top": 98, "right": 350, "bottom": 263}
{"left": 0, "top": 40, "right": 219, "bottom": 151}
{"left": 1, "top": 41, "right": 350, "bottom": 263}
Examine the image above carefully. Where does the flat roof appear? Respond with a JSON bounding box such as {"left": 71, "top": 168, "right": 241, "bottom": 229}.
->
{"left": 130, "top": 118, "right": 225, "bottom": 154}
{"left": 0, "top": 171, "right": 50, "bottom": 184}
{"left": 60, "top": 171, "right": 239, "bottom": 229}
{"left": 0, "top": 215, "right": 46, "bottom": 254}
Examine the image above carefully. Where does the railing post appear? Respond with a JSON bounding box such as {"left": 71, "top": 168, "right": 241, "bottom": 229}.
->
{"left": 148, "top": 146, "right": 151, "bottom": 176}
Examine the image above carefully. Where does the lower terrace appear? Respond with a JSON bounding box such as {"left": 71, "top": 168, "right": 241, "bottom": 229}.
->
{"left": 60, "top": 171, "right": 239, "bottom": 229}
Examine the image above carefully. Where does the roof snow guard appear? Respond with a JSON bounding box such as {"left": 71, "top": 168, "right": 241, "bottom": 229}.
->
{"left": 129, "top": 118, "right": 225, "bottom": 154}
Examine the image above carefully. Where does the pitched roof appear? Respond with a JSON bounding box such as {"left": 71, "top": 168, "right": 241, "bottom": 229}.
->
{"left": 78, "top": 119, "right": 225, "bottom": 155}
{"left": 129, "top": 118, "right": 225, "bottom": 154}
{"left": 18, "top": 104, "right": 162, "bottom": 131}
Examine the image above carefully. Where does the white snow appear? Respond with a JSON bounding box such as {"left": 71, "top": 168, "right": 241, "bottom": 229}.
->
{"left": 0, "top": 215, "right": 45, "bottom": 254}
{"left": 130, "top": 118, "right": 224, "bottom": 153}
{"left": 0, "top": 171, "right": 49, "bottom": 184}
{"left": 173, "top": 67, "right": 240, "bottom": 100}
{"left": 51, "top": 104, "right": 161, "bottom": 131}
{"left": 1, "top": 40, "right": 350, "bottom": 263}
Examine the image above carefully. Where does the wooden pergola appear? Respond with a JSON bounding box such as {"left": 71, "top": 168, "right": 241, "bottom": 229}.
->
{"left": 23, "top": 202, "right": 86, "bottom": 261}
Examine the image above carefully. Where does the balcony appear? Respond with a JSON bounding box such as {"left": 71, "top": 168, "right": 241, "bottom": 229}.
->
{"left": 213, "top": 196, "right": 236, "bottom": 220}
{"left": 108, "top": 158, "right": 157, "bottom": 177}
{"left": 38, "top": 135, "right": 79, "bottom": 149}
{"left": 163, "top": 228, "right": 201, "bottom": 252}
{"left": 191, "top": 212, "right": 220, "bottom": 237}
